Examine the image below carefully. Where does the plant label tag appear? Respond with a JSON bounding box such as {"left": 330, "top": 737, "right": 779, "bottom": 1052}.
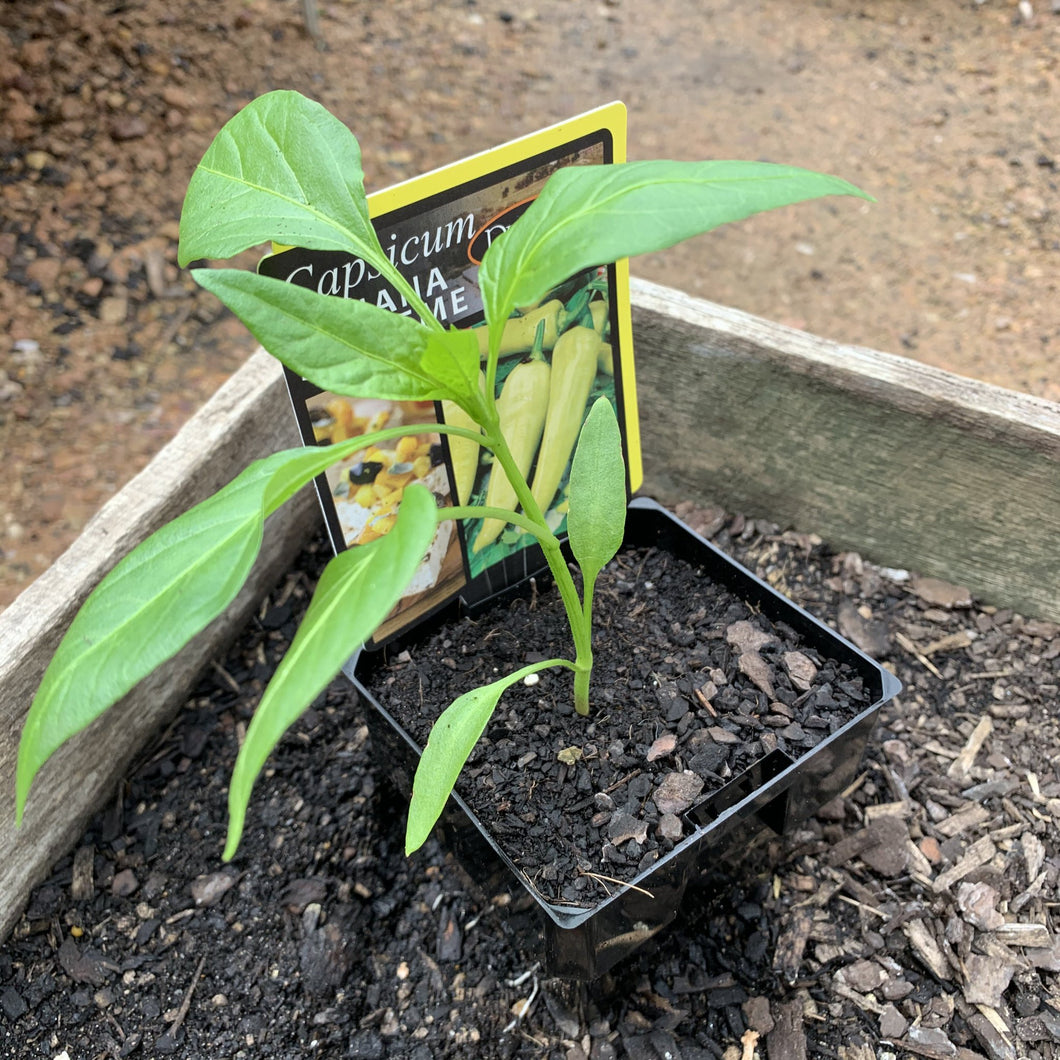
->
{"left": 261, "top": 102, "right": 639, "bottom": 646}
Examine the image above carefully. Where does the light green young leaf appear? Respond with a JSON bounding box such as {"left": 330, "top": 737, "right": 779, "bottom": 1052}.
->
{"left": 224, "top": 484, "right": 438, "bottom": 860}
{"left": 406, "top": 657, "right": 574, "bottom": 855}
{"left": 479, "top": 159, "right": 872, "bottom": 329}
{"left": 193, "top": 269, "right": 480, "bottom": 405}
{"left": 15, "top": 430, "right": 429, "bottom": 825}
{"left": 178, "top": 90, "right": 382, "bottom": 268}
{"left": 566, "top": 396, "right": 627, "bottom": 582}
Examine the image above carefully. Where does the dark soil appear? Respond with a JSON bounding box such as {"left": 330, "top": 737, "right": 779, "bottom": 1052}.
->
{"left": 368, "top": 540, "right": 871, "bottom": 907}
{"left": 3, "top": 504, "right": 1058, "bottom": 1059}
{"left": 3, "top": 0, "right": 1060, "bottom": 608}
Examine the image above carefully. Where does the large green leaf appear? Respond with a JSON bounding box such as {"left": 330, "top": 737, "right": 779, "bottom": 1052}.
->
{"left": 224, "top": 484, "right": 438, "bottom": 859}
{"left": 479, "top": 159, "right": 872, "bottom": 330}
{"left": 193, "top": 269, "right": 481, "bottom": 405}
{"left": 15, "top": 428, "right": 435, "bottom": 824}
{"left": 566, "top": 396, "right": 627, "bottom": 583}
{"left": 178, "top": 90, "right": 382, "bottom": 268}
{"left": 405, "top": 657, "right": 573, "bottom": 855}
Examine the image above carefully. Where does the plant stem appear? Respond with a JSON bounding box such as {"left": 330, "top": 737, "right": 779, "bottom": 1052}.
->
{"left": 481, "top": 421, "right": 594, "bottom": 708}
{"left": 572, "top": 666, "right": 592, "bottom": 717}
{"left": 442, "top": 505, "right": 544, "bottom": 540}
{"left": 476, "top": 317, "right": 594, "bottom": 717}
{"left": 264, "top": 420, "right": 485, "bottom": 510}
{"left": 572, "top": 571, "right": 598, "bottom": 716}
{"left": 336, "top": 414, "right": 593, "bottom": 708}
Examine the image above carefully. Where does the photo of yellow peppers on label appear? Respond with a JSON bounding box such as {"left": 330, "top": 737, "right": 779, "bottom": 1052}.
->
{"left": 458, "top": 268, "right": 616, "bottom": 579}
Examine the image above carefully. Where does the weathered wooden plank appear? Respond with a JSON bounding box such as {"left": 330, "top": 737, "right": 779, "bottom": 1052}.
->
{"left": 631, "top": 278, "right": 1060, "bottom": 622}
{"left": 0, "top": 351, "right": 314, "bottom": 942}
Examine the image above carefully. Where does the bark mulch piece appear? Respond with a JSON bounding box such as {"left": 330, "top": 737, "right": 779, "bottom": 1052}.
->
{"left": 3, "top": 503, "right": 1058, "bottom": 1059}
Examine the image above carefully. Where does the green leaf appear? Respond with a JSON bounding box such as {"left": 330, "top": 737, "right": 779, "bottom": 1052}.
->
{"left": 406, "top": 657, "right": 573, "bottom": 854}
{"left": 224, "top": 484, "right": 438, "bottom": 859}
{"left": 435, "top": 328, "right": 488, "bottom": 417}
{"left": 15, "top": 430, "right": 421, "bottom": 825}
{"left": 192, "top": 269, "right": 481, "bottom": 405}
{"left": 566, "top": 396, "right": 627, "bottom": 581}
{"left": 479, "top": 159, "right": 872, "bottom": 329}
{"left": 178, "top": 90, "right": 383, "bottom": 268}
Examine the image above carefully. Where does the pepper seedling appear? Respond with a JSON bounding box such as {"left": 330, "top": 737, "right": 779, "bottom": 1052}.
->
{"left": 15, "top": 90, "right": 871, "bottom": 858}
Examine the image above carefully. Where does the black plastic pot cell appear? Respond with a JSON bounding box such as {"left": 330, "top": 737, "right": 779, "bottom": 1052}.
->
{"left": 346, "top": 497, "right": 901, "bottom": 980}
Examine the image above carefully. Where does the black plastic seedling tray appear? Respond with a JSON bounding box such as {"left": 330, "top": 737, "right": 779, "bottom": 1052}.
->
{"left": 345, "top": 497, "right": 901, "bottom": 980}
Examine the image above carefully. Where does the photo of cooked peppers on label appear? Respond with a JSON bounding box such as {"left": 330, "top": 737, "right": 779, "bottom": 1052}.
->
{"left": 450, "top": 268, "right": 618, "bottom": 580}
{"left": 307, "top": 393, "right": 467, "bottom": 632}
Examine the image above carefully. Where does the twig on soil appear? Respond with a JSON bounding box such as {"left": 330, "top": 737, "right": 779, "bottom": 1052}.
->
{"left": 837, "top": 893, "right": 885, "bottom": 918}
{"left": 694, "top": 686, "right": 717, "bottom": 715}
{"left": 894, "top": 631, "right": 944, "bottom": 679}
{"left": 167, "top": 954, "right": 206, "bottom": 1038}
{"left": 503, "top": 967, "right": 540, "bottom": 1034}
{"left": 578, "top": 869, "right": 655, "bottom": 899}
{"left": 834, "top": 979, "right": 885, "bottom": 1014}
{"left": 839, "top": 771, "right": 868, "bottom": 800}
{"left": 159, "top": 303, "right": 194, "bottom": 351}
{"left": 164, "top": 908, "right": 199, "bottom": 926}
{"left": 602, "top": 769, "right": 642, "bottom": 796}
{"left": 977, "top": 1003, "right": 1015, "bottom": 1044}
{"left": 740, "top": 1028, "right": 760, "bottom": 1060}
{"left": 505, "top": 962, "right": 540, "bottom": 989}
{"left": 947, "top": 715, "right": 992, "bottom": 779}
{"left": 210, "top": 661, "right": 242, "bottom": 694}
{"left": 882, "top": 764, "right": 912, "bottom": 805}
{"left": 105, "top": 1009, "right": 131, "bottom": 1048}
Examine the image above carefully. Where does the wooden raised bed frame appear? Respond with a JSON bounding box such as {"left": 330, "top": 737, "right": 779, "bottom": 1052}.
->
{"left": 2, "top": 278, "right": 1058, "bottom": 942}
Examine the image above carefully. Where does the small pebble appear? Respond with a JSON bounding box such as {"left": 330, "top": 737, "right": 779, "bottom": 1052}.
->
{"left": 646, "top": 734, "right": 677, "bottom": 762}
{"left": 879, "top": 1003, "right": 908, "bottom": 1039}
{"left": 653, "top": 771, "right": 704, "bottom": 815}
{"left": 656, "top": 813, "right": 683, "bottom": 841}
{"left": 190, "top": 871, "right": 236, "bottom": 907}
{"left": 111, "top": 869, "right": 139, "bottom": 897}
{"left": 1, "top": 985, "right": 28, "bottom": 1021}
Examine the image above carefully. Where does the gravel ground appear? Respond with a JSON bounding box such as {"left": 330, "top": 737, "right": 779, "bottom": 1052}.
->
{"left": 2, "top": 0, "right": 1059, "bottom": 607}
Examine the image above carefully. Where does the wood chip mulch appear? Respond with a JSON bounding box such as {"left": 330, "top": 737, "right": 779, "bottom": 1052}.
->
{"left": 2, "top": 503, "right": 1057, "bottom": 1060}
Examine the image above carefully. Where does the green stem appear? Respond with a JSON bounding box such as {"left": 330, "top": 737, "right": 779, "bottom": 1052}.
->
{"left": 572, "top": 667, "right": 592, "bottom": 717}
{"left": 477, "top": 320, "right": 593, "bottom": 717}
{"left": 482, "top": 421, "right": 594, "bottom": 707}
{"left": 322, "top": 414, "right": 593, "bottom": 705}
{"left": 442, "top": 505, "right": 544, "bottom": 540}
{"left": 505, "top": 656, "right": 578, "bottom": 680}
{"left": 285, "top": 419, "right": 485, "bottom": 508}
{"left": 323, "top": 421, "right": 487, "bottom": 450}
{"left": 572, "top": 571, "right": 598, "bottom": 716}
{"left": 425, "top": 422, "right": 492, "bottom": 445}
